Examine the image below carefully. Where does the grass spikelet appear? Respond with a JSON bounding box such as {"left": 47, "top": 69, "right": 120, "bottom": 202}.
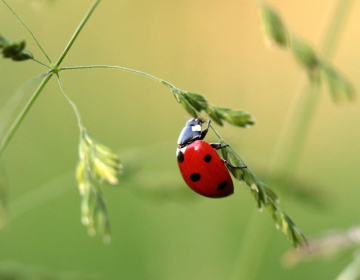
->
{"left": 0, "top": 34, "right": 33, "bottom": 61}
{"left": 220, "top": 140, "right": 306, "bottom": 247}
{"left": 261, "top": 4, "right": 288, "bottom": 47}
{"left": 76, "top": 129, "right": 121, "bottom": 242}
{"left": 258, "top": 2, "right": 355, "bottom": 102}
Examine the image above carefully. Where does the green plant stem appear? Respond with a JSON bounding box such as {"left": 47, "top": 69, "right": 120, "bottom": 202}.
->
{"left": 55, "top": 0, "right": 101, "bottom": 67}
{"left": 59, "top": 65, "right": 188, "bottom": 96}
{"left": 1, "top": 0, "right": 52, "bottom": 64}
{"left": 320, "top": 0, "right": 354, "bottom": 62}
{"left": 59, "top": 67, "right": 234, "bottom": 148}
{"left": 59, "top": 65, "right": 161, "bottom": 83}
{"left": 56, "top": 74, "right": 83, "bottom": 129}
{"left": 60, "top": 66, "right": 250, "bottom": 143}
{"left": 0, "top": 74, "right": 53, "bottom": 157}
{"left": 230, "top": 1, "right": 354, "bottom": 280}
{"left": 32, "top": 58, "right": 50, "bottom": 69}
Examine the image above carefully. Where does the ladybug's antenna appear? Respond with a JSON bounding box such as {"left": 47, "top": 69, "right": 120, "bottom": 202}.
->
{"left": 199, "top": 111, "right": 211, "bottom": 123}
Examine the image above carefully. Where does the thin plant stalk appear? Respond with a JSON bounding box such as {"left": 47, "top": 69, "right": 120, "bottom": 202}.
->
{"left": 58, "top": 66, "right": 184, "bottom": 99}
{"left": 230, "top": 1, "right": 354, "bottom": 279}
{"left": 32, "top": 58, "right": 51, "bottom": 69}
{"left": 59, "top": 65, "right": 161, "bottom": 83}
{"left": 2, "top": 0, "right": 52, "bottom": 63}
{"left": 56, "top": 74, "right": 83, "bottom": 129}
{"left": 55, "top": 0, "right": 101, "bottom": 67}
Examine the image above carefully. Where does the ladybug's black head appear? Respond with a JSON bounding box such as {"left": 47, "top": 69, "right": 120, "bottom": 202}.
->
{"left": 185, "top": 118, "right": 205, "bottom": 127}
{"left": 178, "top": 118, "right": 204, "bottom": 147}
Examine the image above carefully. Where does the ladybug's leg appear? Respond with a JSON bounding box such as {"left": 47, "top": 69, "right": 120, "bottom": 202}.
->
{"left": 210, "top": 143, "right": 229, "bottom": 150}
{"left": 199, "top": 120, "right": 211, "bottom": 140}
{"left": 222, "top": 159, "right": 247, "bottom": 169}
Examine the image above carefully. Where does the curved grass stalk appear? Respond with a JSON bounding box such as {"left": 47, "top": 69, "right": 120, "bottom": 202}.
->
{"left": 31, "top": 58, "right": 51, "bottom": 69}
{"left": 59, "top": 65, "right": 161, "bottom": 83}
{"left": 56, "top": 74, "right": 83, "bottom": 130}
{"left": 1, "top": 0, "right": 52, "bottom": 63}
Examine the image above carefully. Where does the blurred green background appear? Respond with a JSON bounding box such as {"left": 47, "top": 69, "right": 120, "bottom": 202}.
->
{"left": 1, "top": 0, "right": 360, "bottom": 279}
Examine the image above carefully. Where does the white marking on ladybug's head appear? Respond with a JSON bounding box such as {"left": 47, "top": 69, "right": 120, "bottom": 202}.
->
{"left": 191, "top": 125, "right": 202, "bottom": 132}
{"left": 180, "top": 146, "right": 187, "bottom": 153}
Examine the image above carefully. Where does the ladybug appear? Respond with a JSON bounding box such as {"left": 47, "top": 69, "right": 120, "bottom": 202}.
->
{"left": 176, "top": 118, "right": 247, "bottom": 198}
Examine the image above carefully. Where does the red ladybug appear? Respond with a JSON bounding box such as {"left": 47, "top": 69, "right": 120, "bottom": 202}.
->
{"left": 176, "top": 118, "right": 246, "bottom": 198}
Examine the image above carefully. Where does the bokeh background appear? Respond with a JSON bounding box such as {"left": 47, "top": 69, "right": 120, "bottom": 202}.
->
{"left": 1, "top": 0, "right": 360, "bottom": 279}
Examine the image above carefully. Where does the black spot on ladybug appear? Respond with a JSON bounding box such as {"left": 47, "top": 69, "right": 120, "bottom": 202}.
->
{"left": 217, "top": 181, "right": 228, "bottom": 191}
{"left": 204, "top": 155, "right": 212, "bottom": 162}
{"left": 177, "top": 150, "right": 184, "bottom": 163}
{"left": 190, "top": 173, "right": 201, "bottom": 182}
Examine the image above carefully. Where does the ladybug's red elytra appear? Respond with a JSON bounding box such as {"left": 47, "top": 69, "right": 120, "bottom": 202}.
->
{"left": 176, "top": 118, "right": 247, "bottom": 198}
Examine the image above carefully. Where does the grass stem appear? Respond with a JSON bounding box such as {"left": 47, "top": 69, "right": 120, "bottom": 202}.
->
{"left": 56, "top": 74, "right": 83, "bottom": 129}
{"left": 1, "top": 0, "right": 52, "bottom": 64}
{"left": 55, "top": 0, "right": 101, "bottom": 67}
{"left": 32, "top": 58, "right": 50, "bottom": 69}
{"left": 59, "top": 65, "right": 161, "bottom": 83}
